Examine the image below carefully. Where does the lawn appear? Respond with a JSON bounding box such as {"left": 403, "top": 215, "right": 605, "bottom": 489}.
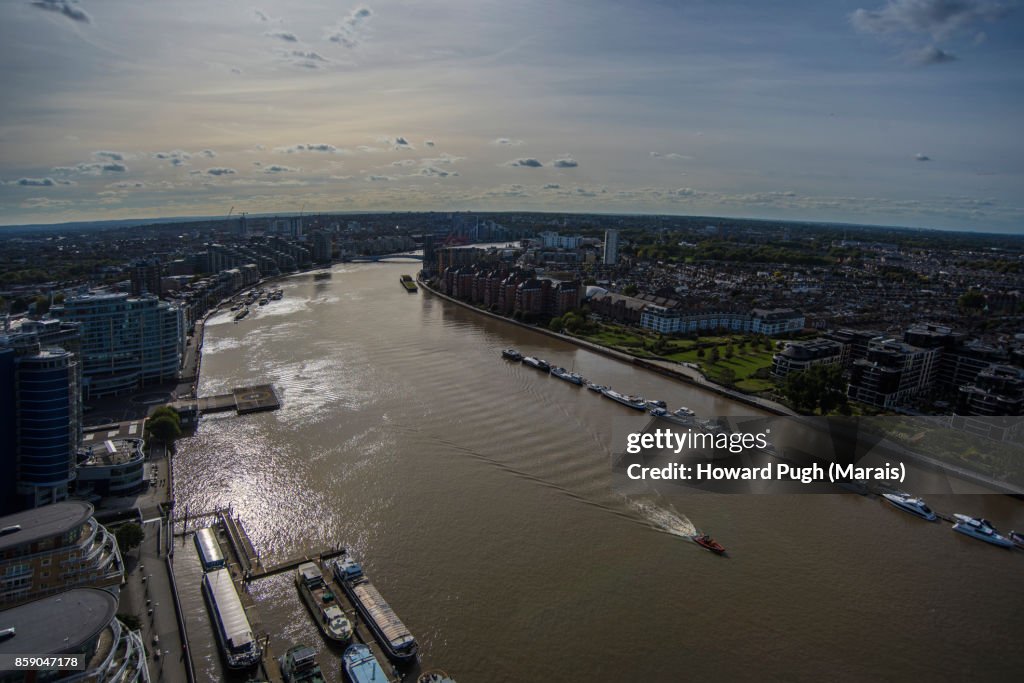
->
{"left": 575, "top": 323, "right": 781, "bottom": 394}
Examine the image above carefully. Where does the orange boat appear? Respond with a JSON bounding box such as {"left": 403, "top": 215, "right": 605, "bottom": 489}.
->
{"left": 692, "top": 533, "right": 726, "bottom": 555}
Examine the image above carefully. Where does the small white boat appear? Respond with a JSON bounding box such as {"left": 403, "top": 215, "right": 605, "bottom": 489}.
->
{"left": 882, "top": 493, "right": 937, "bottom": 521}
{"left": 952, "top": 514, "right": 1014, "bottom": 549}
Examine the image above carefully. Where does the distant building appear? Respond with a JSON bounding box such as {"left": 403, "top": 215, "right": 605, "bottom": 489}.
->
{"left": 51, "top": 292, "right": 182, "bottom": 398}
{"left": 823, "top": 328, "right": 886, "bottom": 367}
{"left": 750, "top": 308, "right": 805, "bottom": 336}
{"left": 539, "top": 232, "right": 582, "bottom": 250}
{"left": 0, "top": 501, "right": 123, "bottom": 608}
{"left": 128, "top": 258, "right": 162, "bottom": 298}
{"left": 603, "top": 229, "right": 619, "bottom": 265}
{"left": 772, "top": 339, "right": 844, "bottom": 378}
{"left": 847, "top": 340, "right": 940, "bottom": 408}
{"left": 640, "top": 306, "right": 803, "bottom": 337}
{"left": 0, "top": 588, "right": 149, "bottom": 682}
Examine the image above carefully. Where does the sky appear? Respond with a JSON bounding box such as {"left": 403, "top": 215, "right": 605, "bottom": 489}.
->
{"left": 1, "top": 0, "right": 1022, "bottom": 232}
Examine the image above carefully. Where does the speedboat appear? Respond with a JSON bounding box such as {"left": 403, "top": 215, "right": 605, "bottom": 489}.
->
{"left": 501, "top": 348, "right": 523, "bottom": 361}
{"left": 692, "top": 533, "right": 726, "bottom": 555}
{"left": 882, "top": 493, "right": 937, "bottom": 521}
{"left": 551, "top": 367, "right": 585, "bottom": 385}
{"left": 646, "top": 399, "right": 667, "bottom": 410}
{"left": 952, "top": 514, "right": 1015, "bottom": 549}
{"left": 522, "top": 356, "right": 551, "bottom": 372}
{"left": 673, "top": 406, "right": 695, "bottom": 417}
{"left": 1010, "top": 531, "right": 1024, "bottom": 549}
{"left": 649, "top": 407, "right": 668, "bottom": 417}
{"left": 586, "top": 383, "right": 608, "bottom": 393}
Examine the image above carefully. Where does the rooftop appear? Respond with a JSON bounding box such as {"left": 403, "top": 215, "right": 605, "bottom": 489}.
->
{"left": 0, "top": 501, "right": 94, "bottom": 552}
{"left": 0, "top": 588, "right": 117, "bottom": 656}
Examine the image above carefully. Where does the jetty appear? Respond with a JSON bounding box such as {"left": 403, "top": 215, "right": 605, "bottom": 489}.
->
{"left": 166, "top": 384, "right": 281, "bottom": 427}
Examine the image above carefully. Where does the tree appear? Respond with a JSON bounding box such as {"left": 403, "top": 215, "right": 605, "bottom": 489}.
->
{"left": 709, "top": 346, "right": 720, "bottom": 363}
{"left": 783, "top": 364, "right": 847, "bottom": 415}
{"left": 549, "top": 316, "right": 565, "bottom": 333}
{"left": 718, "top": 367, "right": 737, "bottom": 387}
{"left": 725, "top": 343, "right": 734, "bottom": 359}
{"left": 696, "top": 346, "right": 705, "bottom": 358}
{"left": 957, "top": 289, "right": 985, "bottom": 312}
{"left": 147, "top": 415, "right": 182, "bottom": 443}
{"left": 33, "top": 296, "right": 51, "bottom": 315}
{"left": 115, "top": 523, "right": 145, "bottom": 552}
{"left": 623, "top": 284, "right": 638, "bottom": 296}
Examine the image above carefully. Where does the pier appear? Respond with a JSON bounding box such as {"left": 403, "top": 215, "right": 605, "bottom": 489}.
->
{"left": 168, "top": 383, "right": 281, "bottom": 422}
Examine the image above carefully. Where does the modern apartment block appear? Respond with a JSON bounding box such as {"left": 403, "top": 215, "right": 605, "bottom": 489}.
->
{"left": 771, "top": 339, "right": 845, "bottom": 378}
{"left": 0, "top": 501, "right": 123, "bottom": 608}
{"left": 957, "top": 365, "right": 1024, "bottom": 416}
{"left": 847, "top": 340, "right": 941, "bottom": 408}
{"left": 51, "top": 292, "right": 182, "bottom": 398}
{"left": 0, "top": 588, "right": 149, "bottom": 683}
{"left": 639, "top": 305, "right": 804, "bottom": 337}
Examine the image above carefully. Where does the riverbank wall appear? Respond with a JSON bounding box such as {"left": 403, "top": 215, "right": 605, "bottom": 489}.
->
{"left": 416, "top": 276, "right": 795, "bottom": 416}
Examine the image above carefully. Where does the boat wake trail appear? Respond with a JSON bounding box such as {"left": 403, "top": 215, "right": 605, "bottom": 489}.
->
{"left": 629, "top": 498, "right": 696, "bottom": 538}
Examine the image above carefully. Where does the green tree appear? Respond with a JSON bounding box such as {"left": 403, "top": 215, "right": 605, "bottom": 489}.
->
{"left": 33, "top": 296, "right": 51, "bottom": 315}
{"left": 718, "top": 367, "right": 737, "bottom": 387}
{"left": 725, "top": 343, "right": 734, "bottom": 359}
{"left": 147, "top": 415, "right": 182, "bottom": 443}
{"left": 549, "top": 316, "right": 565, "bottom": 333}
{"left": 696, "top": 346, "right": 705, "bottom": 359}
{"left": 115, "top": 523, "right": 145, "bottom": 552}
{"left": 623, "top": 284, "right": 638, "bottom": 296}
{"left": 957, "top": 289, "right": 985, "bottom": 312}
{"left": 710, "top": 346, "right": 720, "bottom": 363}
{"left": 783, "top": 364, "right": 847, "bottom": 415}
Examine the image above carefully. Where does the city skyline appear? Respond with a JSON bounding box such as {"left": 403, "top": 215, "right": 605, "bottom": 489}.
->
{"left": 1, "top": 0, "right": 1022, "bottom": 232}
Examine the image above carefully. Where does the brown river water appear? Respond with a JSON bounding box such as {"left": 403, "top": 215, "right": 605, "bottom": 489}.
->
{"left": 172, "top": 261, "right": 1024, "bottom": 682}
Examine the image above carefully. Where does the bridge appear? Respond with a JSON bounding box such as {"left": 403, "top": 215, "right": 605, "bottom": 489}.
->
{"left": 348, "top": 252, "right": 423, "bottom": 262}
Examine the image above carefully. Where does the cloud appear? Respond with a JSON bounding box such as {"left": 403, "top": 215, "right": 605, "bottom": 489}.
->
{"left": 231, "top": 67, "right": 243, "bottom": 75}
{"left": 205, "top": 167, "right": 236, "bottom": 176}
{"left": 63, "top": 162, "right": 126, "bottom": 174}
{"left": 543, "top": 184, "right": 560, "bottom": 190}
{"left": 328, "top": 6, "right": 373, "bottom": 48}
{"left": 551, "top": 157, "right": 578, "bottom": 168}
{"left": 254, "top": 10, "right": 269, "bottom": 22}
{"left": 421, "top": 153, "right": 464, "bottom": 165}
{"left": 94, "top": 150, "right": 125, "bottom": 161}
{"left": 21, "top": 197, "right": 72, "bottom": 209}
{"left": 651, "top": 151, "right": 691, "bottom": 160}
{"left": 30, "top": 0, "right": 91, "bottom": 24}
{"left": 366, "top": 174, "right": 394, "bottom": 182}
{"left": 424, "top": 140, "right": 435, "bottom": 147}
{"left": 909, "top": 45, "right": 957, "bottom": 64}
{"left": 290, "top": 50, "right": 327, "bottom": 62}
{"left": 264, "top": 165, "right": 298, "bottom": 173}
{"left": 266, "top": 30, "right": 299, "bottom": 42}
{"left": 200, "top": 149, "right": 217, "bottom": 158}
{"left": 154, "top": 150, "right": 191, "bottom": 165}
{"left": 493, "top": 137, "right": 524, "bottom": 146}
{"left": 278, "top": 143, "right": 342, "bottom": 153}
{"left": 394, "top": 136, "right": 410, "bottom": 146}
{"left": 391, "top": 159, "right": 418, "bottom": 167}
{"left": 507, "top": 158, "right": 543, "bottom": 168}
{"left": 850, "top": 0, "right": 1010, "bottom": 40}
{"left": 7, "top": 177, "right": 74, "bottom": 187}
{"left": 107, "top": 181, "right": 145, "bottom": 189}
{"left": 915, "top": 152, "right": 931, "bottom": 161}
{"left": 417, "top": 166, "right": 458, "bottom": 178}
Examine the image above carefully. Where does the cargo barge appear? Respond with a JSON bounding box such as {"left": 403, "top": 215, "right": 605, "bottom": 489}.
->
{"left": 333, "top": 556, "right": 418, "bottom": 664}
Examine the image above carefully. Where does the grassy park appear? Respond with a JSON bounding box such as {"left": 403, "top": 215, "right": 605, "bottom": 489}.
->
{"left": 573, "top": 323, "right": 784, "bottom": 394}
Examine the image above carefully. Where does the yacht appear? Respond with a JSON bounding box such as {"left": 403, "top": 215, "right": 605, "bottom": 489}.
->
{"left": 649, "top": 407, "right": 668, "bottom": 417}
{"left": 550, "top": 367, "right": 585, "bottom": 385}
{"left": 952, "top": 514, "right": 1015, "bottom": 548}
{"left": 646, "top": 399, "right": 667, "bottom": 410}
{"left": 673, "top": 406, "right": 695, "bottom": 418}
{"left": 600, "top": 388, "right": 647, "bottom": 411}
{"left": 1009, "top": 530, "right": 1024, "bottom": 549}
{"left": 522, "top": 356, "right": 551, "bottom": 372}
{"left": 586, "top": 383, "right": 608, "bottom": 393}
{"left": 501, "top": 348, "right": 523, "bottom": 361}
{"left": 881, "top": 493, "right": 938, "bottom": 521}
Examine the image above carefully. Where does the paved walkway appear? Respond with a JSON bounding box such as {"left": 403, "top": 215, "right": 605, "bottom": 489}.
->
{"left": 119, "top": 518, "right": 190, "bottom": 682}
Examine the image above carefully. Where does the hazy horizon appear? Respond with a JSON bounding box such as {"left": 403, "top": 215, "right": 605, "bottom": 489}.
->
{"left": 1, "top": 1, "right": 1022, "bottom": 232}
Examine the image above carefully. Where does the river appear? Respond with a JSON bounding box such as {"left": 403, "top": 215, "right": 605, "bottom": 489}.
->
{"left": 173, "top": 261, "right": 1024, "bottom": 682}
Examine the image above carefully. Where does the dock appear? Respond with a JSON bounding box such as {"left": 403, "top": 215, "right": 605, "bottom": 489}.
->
{"left": 167, "top": 384, "right": 281, "bottom": 423}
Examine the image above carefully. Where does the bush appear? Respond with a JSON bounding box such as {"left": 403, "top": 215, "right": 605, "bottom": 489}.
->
{"left": 115, "top": 523, "right": 145, "bottom": 552}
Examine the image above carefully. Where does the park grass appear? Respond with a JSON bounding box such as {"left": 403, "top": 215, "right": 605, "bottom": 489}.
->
{"left": 574, "top": 323, "right": 780, "bottom": 394}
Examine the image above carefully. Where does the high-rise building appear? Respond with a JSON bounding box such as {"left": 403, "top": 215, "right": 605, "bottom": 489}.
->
{"left": 0, "top": 348, "right": 17, "bottom": 514}
{"left": 603, "top": 229, "right": 619, "bottom": 265}
{"left": 847, "top": 340, "right": 940, "bottom": 409}
{"left": 51, "top": 293, "right": 182, "bottom": 398}
{"left": 12, "top": 349, "right": 81, "bottom": 510}
{"left": 128, "top": 258, "right": 162, "bottom": 297}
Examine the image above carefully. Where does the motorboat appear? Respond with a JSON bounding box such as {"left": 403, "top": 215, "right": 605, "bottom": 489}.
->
{"left": 692, "top": 533, "right": 726, "bottom": 555}
{"left": 881, "top": 493, "right": 937, "bottom": 521}
{"left": 952, "top": 514, "right": 1015, "bottom": 549}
